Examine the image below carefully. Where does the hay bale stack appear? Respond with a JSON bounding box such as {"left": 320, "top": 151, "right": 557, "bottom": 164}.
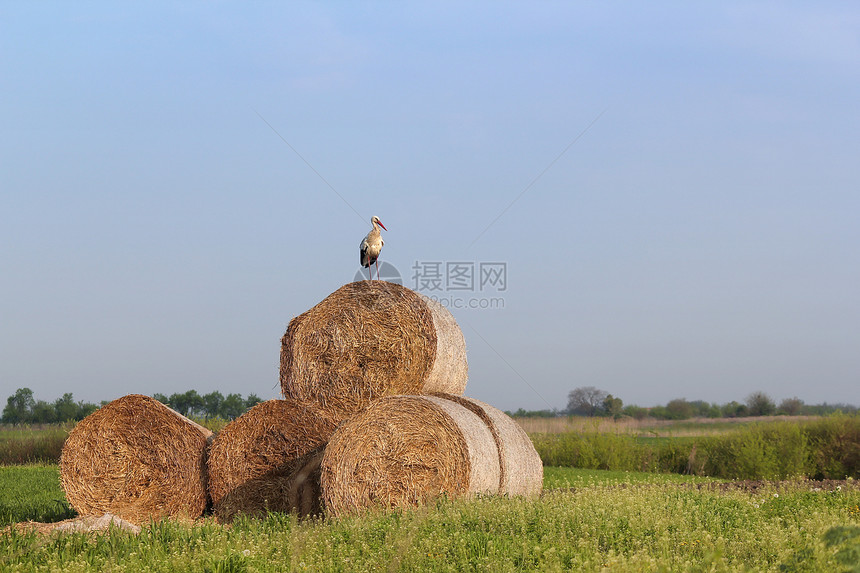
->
{"left": 207, "top": 400, "right": 338, "bottom": 522}
{"left": 60, "top": 394, "right": 212, "bottom": 525}
{"left": 430, "top": 393, "right": 543, "bottom": 497}
{"left": 321, "top": 395, "right": 501, "bottom": 517}
{"left": 280, "top": 281, "right": 468, "bottom": 420}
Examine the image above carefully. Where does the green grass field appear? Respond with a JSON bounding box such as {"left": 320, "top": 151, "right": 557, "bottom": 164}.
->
{"left": 0, "top": 465, "right": 75, "bottom": 526}
{"left": 2, "top": 465, "right": 859, "bottom": 572}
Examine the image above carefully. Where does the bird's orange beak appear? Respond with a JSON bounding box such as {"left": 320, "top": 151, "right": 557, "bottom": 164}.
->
{"left": 378, "top": 221, "right": 387, "bottom": 231}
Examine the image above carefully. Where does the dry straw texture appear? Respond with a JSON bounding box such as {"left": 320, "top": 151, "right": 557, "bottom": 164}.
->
{"left": 59, "top": 394, "right": 212, "bottom": 525}
{"left": 431, "top": 393, "right": 543, "bottom": 497}
{"left": 207, "top": 400, "right": 337, "bottom": 522}
{"left": 321, "top": 395, "right": 501, "bottom": 517}
{"left": 280, "top": 281, "right": 467, "bottom": 420}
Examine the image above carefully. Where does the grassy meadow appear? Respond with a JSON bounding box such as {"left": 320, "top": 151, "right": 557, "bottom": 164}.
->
{"left": 2, "top": 465, "right": 859, "bottom": 572}
{"left": 2, "top": 415, "right": 860, "bottom": 571}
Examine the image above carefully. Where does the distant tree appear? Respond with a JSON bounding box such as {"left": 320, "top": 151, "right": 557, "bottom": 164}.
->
{"left": 567, "top": 386, "right": 609, "bottom": 417}
{"left": 244, "top": 394, "right": 263, "bottom": 411}
{"left": 2, "top": 388, "right": 36, "bottom": 424}
{"left": 54, "top": 393, "right": 78, "bottom": 422}
{"left": 689, "top": 400, "right": 721, "bottom": 418}
{"left": 220, "top": 393, "right": 246, "bottom": 419}
{"left": 622, "top": 405, "right": 649, "bottom": 420}
{"left": 170, "top": 390, "right": 204, "bottom": 417}
{"left": 78, "top": 400, "right": 99, "bottom": 419}
{"left": 602, "top": 394, "right": 623, "bottom": 419}
{"left": 167, "top": 392, "right": 184, "bottom": 414}
{"left": 746, "top": 391, "right": 776, "bottom": 416}
{"left": 649, "top": 405, "right": 669, "bottom": 419}
{"left": 721, "top": 401, "right": 748, "bottom": 418}
{"left": 778, "top": 397, "right": 805, "bottom": 416}
{"left": 802, "top": 402, "right": 858, "bottom": 416}
{"left": 3, "top": 388, "right": 281, "bottom": 425}
{"left": 507, "top": 408, "right": 558, "bottom": 418}
{"left": 31, "top": 400, "right": 57, "bottom": 424}
{"left": 665, "top": 398, "right": 694, "bottom": 420}
{"left": 203, "top": 391, "right": 224, "bottom": 418}
{"left": 187, "top": 390, "right": 204, "bottom": 417}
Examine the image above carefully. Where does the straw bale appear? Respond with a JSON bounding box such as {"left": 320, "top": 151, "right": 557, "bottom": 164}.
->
{"left": 212, "top": 448, "right": 325, "bottom": 523}
{"left": 280, "top": 281, "right": 467, "bottom": 421}
{"left": 207, "top": 400, "right": 337, "bottom": 522}
{"left": 321, "top": 395, "right": 500, "bottom": 516}
{"left": 430, "top": 393, "right": 543, "bottom": 497}
{"left": 59, "top": 394, "right": 212, "bottom": 525}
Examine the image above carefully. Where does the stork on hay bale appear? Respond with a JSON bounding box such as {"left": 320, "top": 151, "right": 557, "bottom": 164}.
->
{"left": 360, "top": 215, "right": 387, "bottom": 280}
{"left": 59, "top": 394, "right": 212, "bottom": 525}
{"left": 280, "top": 281, "right": 468, "bottom": 421}
{"left": 206, "top": 400, "right": 338, "bottom": 523}
{"left": 320, "top": 394, "right": 543, "bottom": 517}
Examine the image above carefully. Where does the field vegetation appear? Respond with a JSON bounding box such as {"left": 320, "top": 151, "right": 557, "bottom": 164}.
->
{"left": 2, "top": 412, "right": 859, "bottom": 571}
{"left": 529, "top": 414, "right": 860, "bottom": 480}
{"left": 0, "top": 425, "right": 70, "bottom": 466}
{"left": 2, "top": 465, "right": 859, "bottom": 572}
{"left": 516, "top": 414, "right": 816, "bottom": 437}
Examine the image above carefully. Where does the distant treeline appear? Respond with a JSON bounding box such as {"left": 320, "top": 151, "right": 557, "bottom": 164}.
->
{"left": 1, "top": 388, "right": 263, "bottom": 424}
{"left": 509, "top": 387, "right": 859, "bottom": 420}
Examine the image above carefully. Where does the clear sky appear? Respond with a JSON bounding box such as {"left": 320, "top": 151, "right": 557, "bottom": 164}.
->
{"left": 2, "top": 2, "right": 858, "bottom": 411}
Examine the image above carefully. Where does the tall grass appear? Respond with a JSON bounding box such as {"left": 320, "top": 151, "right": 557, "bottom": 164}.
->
{"left": 702, "top": 421, "right": 811, "bottom": 480}
{"left": 532, "top": 414, "right": 860, "bottom": 480}
{"left": 805, "top": 413, "right": 860, "bottom": 479}
{"left": 516, "top": 414, "right": 821, "bottom": 437}
{"left": 0, "top": 425, "right": 70, "bottom": 465}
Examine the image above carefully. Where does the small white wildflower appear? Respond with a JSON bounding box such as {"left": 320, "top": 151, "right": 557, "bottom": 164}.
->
{"left": 774, "top": 493, "right": 779, "bottom": 498}
{"left": 243, "top": 549, "right": 251, "bottom": 557}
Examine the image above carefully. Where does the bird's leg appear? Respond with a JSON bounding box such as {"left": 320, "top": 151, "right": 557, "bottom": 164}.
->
{"left": 367, "top": 266, "right": 371, "bottom": 281}
{"left": 375, "top": 260, "right": 380, "bottom": 281}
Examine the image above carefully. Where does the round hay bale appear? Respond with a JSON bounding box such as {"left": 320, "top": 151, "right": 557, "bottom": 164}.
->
{"left": 280, "top": 281, "right": 467, "bottom": 420}
{"left": 59, "top": 394, "right": 212, "bottom": 525}
{"left": 430, "top": 393, "right": 543, "bottom": 497}
{"left": 207, "top": 400, "right": 338, "bottom": 523}
{"left": 321, "top": 395, "right": 500, "bottom": 517}
{"left": 213, "top": 447, "right": 326, "bottom": 523}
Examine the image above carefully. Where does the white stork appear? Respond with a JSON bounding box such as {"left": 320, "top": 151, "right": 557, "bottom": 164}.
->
{"left": 360, "top": 215, "right": 387, "bottom": 280}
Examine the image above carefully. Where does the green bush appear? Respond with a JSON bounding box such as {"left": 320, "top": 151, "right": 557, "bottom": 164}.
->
{"left": 654, "top": 440, "right": 696, "bottom": 474}
{"left": 700, "top": 424, "right": 802, "bottom": 480}
{"left": 530, "top": 433, "right": 643, "bottom": 470}
{"left": 577, "top": 432, "right": 640, "bottom": 470}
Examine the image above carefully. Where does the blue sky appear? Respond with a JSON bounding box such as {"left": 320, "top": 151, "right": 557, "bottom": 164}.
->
{"left": 2, "top": 2, "right": 858, "bottom": 411}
